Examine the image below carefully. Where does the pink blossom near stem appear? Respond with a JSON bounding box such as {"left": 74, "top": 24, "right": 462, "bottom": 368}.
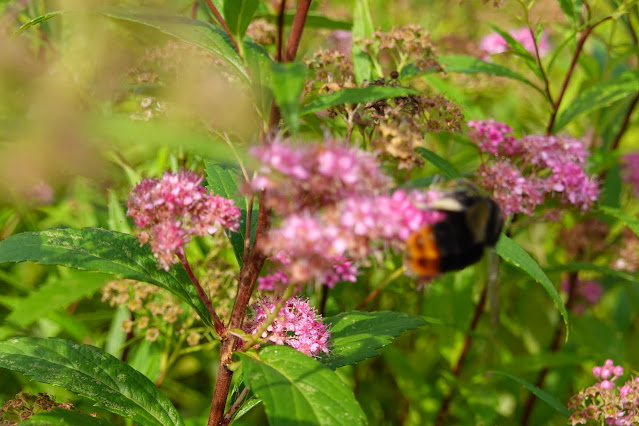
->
{"left": 468, "top": 120, "right": 599, "bottom": 215}
{"left": 242, "top": 296, "right": 331, "bottom": 357}
{"left": 561, "top": 279, "right": 604, "bottom": 314}
{"left": 480, "top": 27, "right": 551, "bottom": 57}
{"left": 621, "top": 152, "right": 639, "bottom": 195}
{"left": 127, "top": 170, "right": 241, "bottom": 270}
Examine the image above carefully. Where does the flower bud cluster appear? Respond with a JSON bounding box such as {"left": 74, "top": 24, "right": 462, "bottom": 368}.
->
{"left": 0, "top": 392, "right": 84, "bottom": 425}
{"left": 569, "top": 360, "right": 639, "bottom": 425}
{"left": 127, "top": 170, "right": 240, "bottom": 270}
{"left": 243, "top": 296, "right": 331, "bottom": 357}
{"left": 468, "top": 120, "right": 599, "bottom": 216}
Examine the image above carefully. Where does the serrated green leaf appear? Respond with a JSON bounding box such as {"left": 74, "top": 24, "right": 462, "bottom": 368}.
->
{"left": 22, "top": 408, "right": 114, "bottom": 426}
{"left": 238, "top": 346, "right": 366, "bottom": 425}
{"left": 352, "top": 0, "right": 373, "bottom": 84}
{"left": 489, "top": 370, "right": 571, "bottom": 417}
{"left": 496, "top": 235, "right": 569, "bottom": 338}
{"left": 599, "top": 205, "right": 639, "bottom": 236}
{"left": 0, "top": 337, "right": 184, "bottom": 426}
{"left": 0, "top": 228, "right": 211, "bottom": 326}
{"left": 416, "top": 147, "right": 462, "bottom": 180}
{"left": 322, "top": 311, "right": 426, "bottom": 370}
{"left": 554, "top": 71, "right": 639, "bottom": 131}
{"left": 301, "top": 86, "right": 418, "bottom": 116}
{"left": 97, "top": 7, "right": 247, "bottom": 81}
{"left": 441, "top": 55, "right": 544, "bottom": 96}
{"left": 204, "top": 161, "right": 254, "bottom": 266}
{"left": 271, "top": 62, "right": 307, "bottom": 135}
{"left": 224, "top": 0, "right": 259, "bottom": 40}
{"left": 13, "top": 11, "right": 64, "bottom": 37}
{"left": 4, "top": 271, "right": 107, "bottom": 329}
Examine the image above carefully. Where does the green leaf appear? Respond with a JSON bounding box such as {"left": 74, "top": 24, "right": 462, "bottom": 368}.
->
{"left": 441, "top": 55, "right": 545, "bottom": 96}
{"left": 0, "top": 337, "right": 184, "bottom": 426}
{"left": 322, "top": 311, "right": 426, "bottom": 370}
{"left": 271, "top": 62, "right": 307, "bottom": 135}
{"left": 204, "top": 161, "right": 254, "bottom": 266}
{"left": 224, "top": 0, "right": 259, "bottom": 40}
{"left": 4, "top": 271, "right": 107, "bottom": 329}
{"left": 554, "top": 71, "right": 639, "bottom": 131}
{"left": 244, "top": 42, "right": 274, "bottom": 120}
{"left": 496, "top": 235, "right": 569, "bottom": 338}
{"left": 256, "top": 12, "right": 351, "bottom": 31}
{"left": 352, "top": 0, "right": 374, "bottom": 84}
{"left": 489, "top": 370, "right": 571, "bottom": 417}
{"left": 557, "top": 0, "right": 583, "bottom": 26}
{"left": 545, "top": 262, "right": 639, "bottom": 283}
{"left": 107, "top": 190, "right": 132, "bottom": 234}
{"left": 13, "top": 11, "right": 65, "bottom": 37}
{"left": 599, "top": 205, "right": 639, "bottom": 236}
{"left": 22, "top": 408, "right": 114, "bottom": 426}
{"left": 238, "top": 346, "right": 367, "bottom": 425}
{"left": 416, "top": 147, "right": 462, "bottom": 180}
{"left": 301, "top": 86, "right": 418, "bottom": 116}
{"left": 0, "top": 228, "right": 211, "bottom": 326}
{"left": 98, "top": 7, "right": 247, "bottom": 81}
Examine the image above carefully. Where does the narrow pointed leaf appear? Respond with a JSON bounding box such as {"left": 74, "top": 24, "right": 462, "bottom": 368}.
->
{"left": 496, "top": 235, "right": 568, "bottom": 338}
{"left": 322, "top": 311, "right": 426, "bottom": 370}
{"left": 0, "top": 337, "right": 184, "bottom": 426}
{"left": 0, "top": 228, "right": 211, "bottom": 326}
{"left": 271, "top": 62, "right": 307, "bottom": 135}
{"left": 224, "top": 0, "right": 259, "bottom": 39}
{"left": 416, "top": 147, "right": 462, "bottom": 179}
{"left": 301, "top": 86, "right": 418, "bottom": 116}
{"left": 238, "top": 346, "right": 366, "bottom": 425}
{"left": 13, "top": 11, "right": 65, "bottom": 37}
{"left": 554, "top": 71, "right": 639, "bottom": 131}
{"left": 489, "top": 370, "right": 571, "bottom": 417}
{"left": 599, "top": 205, "right": 639, "bottom": 237}
{"left": 352, "top": 0, "right": 374, "bottom": 84}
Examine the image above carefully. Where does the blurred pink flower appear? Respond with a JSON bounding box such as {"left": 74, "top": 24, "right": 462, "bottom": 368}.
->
{"left": 243, "top": 296, "right": 331, "bottom": 357}
{"left": 480, "top": 32, "right": 508, "bottom": 54}
{"left": 480, "top": 27, "right": 551, "bottom": 57}
{"left": 127, "top": 170, "right": 241, "bottom": 270}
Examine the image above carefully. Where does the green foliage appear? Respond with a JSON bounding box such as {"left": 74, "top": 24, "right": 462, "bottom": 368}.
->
{"left": 22, "top": 409, "right": 115, "bottom": 426}
{"left": 238, "top": 346, "right": 367, "bottom": 426}
{"left": 0, "top": 337, "right": 184, "bottom": 426}
{"left": 0, "top": 228, "right": 212, "bottom": 326}
{"left": 271, "top": 62, "right": 307, "bottom": 135}
{"left": 223, "top": 0, "right": 259, "bottom": 41}
{"left": 301, "top": 86, "right": 418, "bottom": 116}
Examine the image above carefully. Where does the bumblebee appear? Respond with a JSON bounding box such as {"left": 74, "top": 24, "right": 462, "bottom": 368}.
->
{"left": 406, "top": 188, "right": 503, "bottom": 277}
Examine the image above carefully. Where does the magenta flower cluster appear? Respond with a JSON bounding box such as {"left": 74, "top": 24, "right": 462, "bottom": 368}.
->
{"left": 569, "top": 360, "right": 639, "bottom": 425}
{"left": 468, "top": 120, "right": 599, "bottom": 216}
{"left": 622, "top": 152, "right": 639, "bottom": 196}
{"left": 243, "top": 296, "right": 331, "bottom": 357}
{"left": 127, "top": 170, "right": 241, "bottom": 270}
{"left": 252, "top": 140, "right": 444, "bottom": 285}
{"left": 480, "top": 27, "right": 550, "bottom": 57}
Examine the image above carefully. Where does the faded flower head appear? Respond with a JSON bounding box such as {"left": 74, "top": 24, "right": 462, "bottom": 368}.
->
{"left": 243, "top": 296, "right": 331, "bottom": 357}
{"left": 252, "top": 140, "right": 445, "bottom": 284}
{"left": 569, "top": 360, "right": 639, "bottom": 425}
{"left": 127, "top": 170, "right": 240, "bottom": 270}
{"left": 1, "top": 392, "right": 80, "bottom": 425}
{"left": 481, "top": 27, "right": 551, "bottom": 57}
{"left": 468, "top": 120, "right": 599, "bottom": 216}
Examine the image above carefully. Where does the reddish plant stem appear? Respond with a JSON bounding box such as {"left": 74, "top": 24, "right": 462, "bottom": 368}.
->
{"left": 207, "top": 193, "right": 270, "bottom": 426}
{"left": 546, "top": 17, "right": 610, "bottom": 135}
{"left": 521, "top": 271, "right": 579, "bottom": 425}
{"left": 276, "top": 0, "right": 287, "bottom": 62}
{"left": 284, "top": 0, "right": 312, "bottom": 61}
{"left": 434, "top": 283, "right": 488, "bottom": 426}
{"left": 191, "top": 1, "right": 199, "bottom": 19}
{"left": 178, "top": 253, "right": 226, "bottom": 337}
{"left": 203, "top": 0, "right": 240, "bottom": 54}
{"left": 528, "top": 26, "right": 553, "bottom": 106}
{"left": 610, "top": 93, "right": 639, "bottom": 152}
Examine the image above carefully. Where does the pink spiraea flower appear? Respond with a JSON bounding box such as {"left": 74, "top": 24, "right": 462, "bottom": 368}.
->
{"left": 621, "top": 152, "right": 639, "bottom": 196}
{"left": 481, "top": 27, "right": 551, "bottom": 57}
{"left": 127, "top": 170, "right": 241, "bottom": 270}
{"left": 569, "top": 360, "right": 639, "bottom": 425}
{"left": 252, "top": 140, "right": 445, "bottom": 285}
{"left": 243, "top": 296, "right": 331, "bottom": 357}
{"left": 561, "top": 279, "right": 604, "bottom": 315}
{"left": 468, "top": 120, "right": 599, "bottom": 216}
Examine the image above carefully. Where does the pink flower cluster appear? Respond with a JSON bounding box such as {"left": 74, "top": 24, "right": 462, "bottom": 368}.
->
{"left": 622, "top": 153, "right": 639, "bottom": 196}
{"left": 561, "top": 279, "right": 604, "bottom": 315}
{"left": 243, "top": 296, "right": 331, "bottom": 357}
{"left": 480, "top": 27, "right": 550, "bottom": 57}
{"left": 127, "top": 170, "right": 241, "bottom": 270}
{"left": 252, "top": 140, "right": 445, "bottom": 285}
{"left": 468, "top": 120, "right": 599, "bottom": 216}
{"left": 569, "top": 360, "right": 639, "bottom": 425}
